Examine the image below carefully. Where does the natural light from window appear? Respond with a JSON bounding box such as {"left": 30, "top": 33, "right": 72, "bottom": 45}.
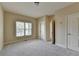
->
{"left": 16, "top": 21, "right": 32, "bottom": 37}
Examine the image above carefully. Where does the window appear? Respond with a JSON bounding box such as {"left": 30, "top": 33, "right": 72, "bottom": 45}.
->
{"left": 16, "top": 22, "right": 24, "bottom": 37}
{"left": 25, "top": 23, "right": 32, "bottom": 35}
{"left": 16, "top": 21, "right": 32, "bottom": 37}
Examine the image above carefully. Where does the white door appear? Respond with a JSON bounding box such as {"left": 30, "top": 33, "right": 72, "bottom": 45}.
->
{"left": 68, "top": 13, "right": 79, "bottom": 51}
{"left": 40, "top": 22, "right": 46, "bottom": 40}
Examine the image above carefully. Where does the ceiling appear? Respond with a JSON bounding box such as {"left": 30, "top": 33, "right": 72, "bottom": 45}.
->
{"left": 1, "top": 2, "right": 73, "bottom": 18}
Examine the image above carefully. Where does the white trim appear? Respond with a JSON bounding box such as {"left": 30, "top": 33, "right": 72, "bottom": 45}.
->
{"left": 4, "top": 38, "right": 39, "bottom": 45}
{"left": 56, "top": 43, "right": 66, "bottom": 48}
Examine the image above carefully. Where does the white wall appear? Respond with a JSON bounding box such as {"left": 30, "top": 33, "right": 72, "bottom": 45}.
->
{"left": 0, "top": 4, "right": 3, "bottom": 50}
{"left": 55, "top": 16, "right": 67, "bottom": 48}
{"left": 54, "top": 3, "right": 79, "bottom": 48}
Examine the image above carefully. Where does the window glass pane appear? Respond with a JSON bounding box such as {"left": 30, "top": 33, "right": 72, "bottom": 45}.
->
{"left": 25, "top": 23, "right": 29, "bottom": 29}
{"left": 28, "top": 29, "right": 32, "bottom": 35}
{"left": 16, "top": 22, "right": 24, "bottom": 36}
{"left": 28, "top": 23, "right": 32, "bottom": 29}
{"left": 25, "top": 29, "right": 28, "bottom": 35}
{"left": 25, "top": 23, "right": 32, "bottom": 35}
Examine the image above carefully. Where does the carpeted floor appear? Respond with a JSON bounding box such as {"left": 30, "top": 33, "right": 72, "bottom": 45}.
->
{"left": 0, "top": 39, "right": 79, "bottom": 56}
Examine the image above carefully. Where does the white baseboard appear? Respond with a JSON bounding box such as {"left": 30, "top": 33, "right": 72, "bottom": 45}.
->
{"left": 0, "top": 48, "right": 2, "bottom": 51}
{"left": 56, "top": 43, "right": 66, "bottom": 48}
{"left": 4, "top": 38, "right": 39, "bottom": 45}
{"left": 0, "top": 45, "right": 3, "bottom": 51}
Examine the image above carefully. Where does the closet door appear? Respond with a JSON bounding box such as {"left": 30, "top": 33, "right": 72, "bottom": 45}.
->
{"left": 68, "top": 13, "right": 79, "bottom": 51}
{"left": 40, "top": 21, "right": 46, "bottom": 41}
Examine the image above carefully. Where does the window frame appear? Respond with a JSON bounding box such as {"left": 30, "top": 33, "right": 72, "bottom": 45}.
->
{"left": 15, "top": 20, "right": 33, "bottom": 37}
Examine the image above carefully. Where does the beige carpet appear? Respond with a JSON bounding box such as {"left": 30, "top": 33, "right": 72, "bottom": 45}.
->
{"left": 0, "top": 39, "right": 79, "bottom": 56}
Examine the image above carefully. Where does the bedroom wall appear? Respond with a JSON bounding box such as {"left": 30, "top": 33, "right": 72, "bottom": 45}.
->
{"left": 50, "top": 16, "right": 55, "bottom": 42}
{"left": 38, "top": 15, "right": 54, "bottom": 42}
{"left": 38, "top": 16, "right": 46, "bottom": 40}
{"left": 4, "top": 11, "right": 38, "bottom": 45}
{"left": 0, "top": 4, "right": 4, "bottom": 50}
{"left": 45, "top": 15, "right": 54, "bottom": 41}
{"left": 54, "top": 3, "right": 79, "bottom": 48}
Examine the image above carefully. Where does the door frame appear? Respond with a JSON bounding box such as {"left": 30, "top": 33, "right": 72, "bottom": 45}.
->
{"left": 66, "top": 16, "right": 68, "bottom": 48}
{"left": 66, "top": 14, "right": 79, "bottom": 51}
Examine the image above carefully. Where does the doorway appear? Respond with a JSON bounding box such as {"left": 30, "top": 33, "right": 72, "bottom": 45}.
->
{"left": 52, "top": 20, "right": 55, "bottom": 44}
{"left": 40, "top": 21, "right": 46, "bottom": 41}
